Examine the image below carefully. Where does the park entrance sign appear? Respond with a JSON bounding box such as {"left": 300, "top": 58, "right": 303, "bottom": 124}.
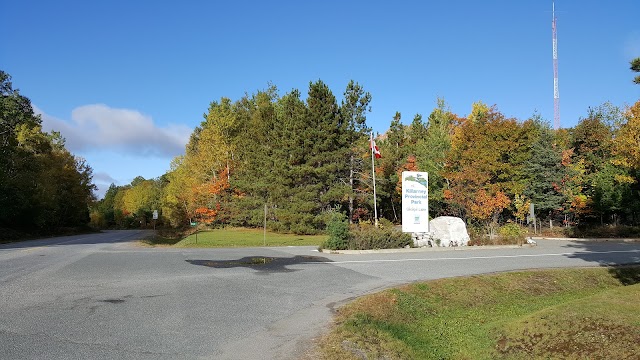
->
{"left": 402, "top": 171, "right": 429, "bottom": 233}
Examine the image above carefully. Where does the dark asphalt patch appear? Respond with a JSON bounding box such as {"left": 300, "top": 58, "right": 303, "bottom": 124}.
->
{"left": 100, "top": 299, "right": 126, "bottom": 304}
{"left": 186, "top": 255, "right": 332, "bottom": 273}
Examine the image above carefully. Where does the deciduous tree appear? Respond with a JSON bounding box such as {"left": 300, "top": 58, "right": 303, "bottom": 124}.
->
{"left": 445, "top": 104, "right": 532, "bottom": 224}
{"left": 1, "top": 71, "right": 96, "bottom": 234}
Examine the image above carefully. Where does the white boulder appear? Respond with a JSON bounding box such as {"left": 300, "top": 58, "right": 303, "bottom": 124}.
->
{"left": 413, "top": 216, "right": 470, "bottom": 247}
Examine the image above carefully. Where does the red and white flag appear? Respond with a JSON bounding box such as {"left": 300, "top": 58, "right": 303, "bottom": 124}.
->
{"left": 370, "top": 134, "right": 381, "bottom": 159}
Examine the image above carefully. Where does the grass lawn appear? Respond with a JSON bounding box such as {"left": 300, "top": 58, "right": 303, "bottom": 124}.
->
{"left": 144, "top": 227, "right": 327, "bottom": 248}
{"left": 317, "top": 266, "right": 640, "bottom": 360}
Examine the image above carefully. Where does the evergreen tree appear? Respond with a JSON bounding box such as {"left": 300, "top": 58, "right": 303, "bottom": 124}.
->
{"left": 406, "top": 113, "right": 427, "bottom": 151}
{"left": 631, "top": 57, "right": 640, "bottom": 84}
{"left": 376, "top": 112, "right": 406, "bottom": 222}
{"left": 273, "top": 89, "right": 318, "bottom": 233}
{"left": 339, "top": 80, "right": 371, "bottom": 223}
{"left": 232, "top": 87, "right": 280, "bottom": 227}
{"left": 522, "top": 117, "right": 566, "bottom": 221}
{"left": 304, "top": 80, "right": 343, "bottom": 230}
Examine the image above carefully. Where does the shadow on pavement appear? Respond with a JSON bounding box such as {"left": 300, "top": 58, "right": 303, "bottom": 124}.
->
{"left": 560, "top": 240, "right": 640, "bottom": 285}
{"left": 186, "top": 255, "right": 333, "bottom": 274}
{"left": 0, "top": 230, "right": 152, "bottom": 250}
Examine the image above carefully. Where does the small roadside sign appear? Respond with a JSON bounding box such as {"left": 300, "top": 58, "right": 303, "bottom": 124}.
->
{"left": 190, "top": 221, "right": 197, "bottom": 227}
{"left": 153, "top": 210, "right": 158, "bottom": 220}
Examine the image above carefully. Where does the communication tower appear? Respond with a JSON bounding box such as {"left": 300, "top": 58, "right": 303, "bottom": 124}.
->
{"left": 552, "top": 2, "right": 560, "bottom": 129}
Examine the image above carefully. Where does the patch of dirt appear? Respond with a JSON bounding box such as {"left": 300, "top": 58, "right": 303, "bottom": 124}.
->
{"left": 495, "top": 318, "right": 640, "bottom": 359}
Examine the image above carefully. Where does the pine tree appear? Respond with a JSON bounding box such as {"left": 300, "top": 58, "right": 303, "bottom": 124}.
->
{"left": 376, "top": 112, "right": 406, "bottom": 222}
{"left": 339, "top": 80, "right": 371, "bottom": 223}
{"left": 522, "top": 117, "right": 566, "bottom": 220}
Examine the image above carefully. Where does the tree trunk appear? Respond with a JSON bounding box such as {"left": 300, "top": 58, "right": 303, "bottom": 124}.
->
{"left": 349, "top": 154, "right": 354, "bottom": 224}
{"left": 391, "top": 199, "right": 398, "bottom": 222}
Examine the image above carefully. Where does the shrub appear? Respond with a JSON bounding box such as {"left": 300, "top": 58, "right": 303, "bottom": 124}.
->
{"left": 499, "top": 223, "right": 524, "bottom": 237}
{"left": 566, "top": 225, "right": 640, "bottom": 238}
{"left": 322, "top": 212, "right": 351, "bottom": 250}
{"left": 469, "top": 223, "right": 526, "bottom": 246}
{"left": 498, "top": 223, "right": 526, "bottom": 245}
{"left": 539, "top": 226, "right": 571, "bottom": 238}
{"left": 348, "top": 219, "right": 412, "bottom": 250}
{"left": 467, "top": 225, "right": 489, "bottom": 246}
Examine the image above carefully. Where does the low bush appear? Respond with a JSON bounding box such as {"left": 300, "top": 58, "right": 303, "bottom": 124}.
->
{"left": 348, "top": 219, "right": 412, "bottom": 250}
{"left": 322, "top": 218, "right": 411, "bottom": 250}
{"left": 498, "top": 223, "right": 526, "bottom": 245}
{"left": 322, "top": 212, "right": 351, "bottom": 250}
{"left": 468, "top": 223, "right": 525, "bottom": 246}
{"left": 566, "top": 225, "right": 640, "bottom": 238}
{"left": 466, "top": 225, "right": 485, "bottom": 245}
{"left": 538, "top": 226, "right": 572, "bottom": 238}
{"left": 0, "top": 228, "right": 28, "bottom": 242}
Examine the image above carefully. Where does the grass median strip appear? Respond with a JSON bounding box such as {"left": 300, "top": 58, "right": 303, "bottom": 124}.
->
{"left": 316, "top": 266, "right": 640, "bottom": 360}
{"left": 143, "top": 227, "right": 327, "bottom": 248}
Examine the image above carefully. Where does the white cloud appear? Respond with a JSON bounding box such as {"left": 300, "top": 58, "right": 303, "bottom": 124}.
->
{"left": 36, "top": 104, "right": 191, "bottom": 158}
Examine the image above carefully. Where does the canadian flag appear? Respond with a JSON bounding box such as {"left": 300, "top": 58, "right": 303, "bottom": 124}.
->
{"left": 370, "top": 134, "right": 381, "bottom": 159}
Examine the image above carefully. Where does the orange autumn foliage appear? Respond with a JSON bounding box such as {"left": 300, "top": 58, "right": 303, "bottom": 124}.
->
{"left": 192, "top": 169, "right": 230, "bottom": 224}
{"left": 195, "top": 206, "right": 218, "bottom": 221}
{"left": 470, "top": 189, "right": 511, "bottom": 221}
{"left": 396, "top": 155, "right": 418, "bottom": 193}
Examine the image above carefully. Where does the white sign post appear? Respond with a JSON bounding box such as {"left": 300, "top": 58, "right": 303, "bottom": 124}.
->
{"left": 402, "top": 171, "right": 429, "bottom": 233}
{"left": 152, "top": 210, "right": 158, "bottom": 230}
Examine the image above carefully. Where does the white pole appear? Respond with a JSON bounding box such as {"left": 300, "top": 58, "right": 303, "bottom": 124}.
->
{"left": 371, "top": 132, "right": 379, "bottom": 227}
{"left": 264, "top": 203, "right": 267, "bottom": 246}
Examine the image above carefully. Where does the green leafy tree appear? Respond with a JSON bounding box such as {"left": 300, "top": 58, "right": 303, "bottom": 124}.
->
{"left": 611, "top": 101, "right": 640, "bottom": 222}
{"left": 591, "top": 162, "right": 630, "bottom": 225}
{"left": 613, "top": 101, "right": 640, "bottom": 172}
{"left": 121, "top": 177, "right": 162, "bottom": 226}
{"left": 415, "top": 98, "right": 455, "bottom": 216}
{"left": 569, "top": 105, "right": 617, "bottom": 223}
{"left": 95, "top": 184, "right": 118, "bottom": 227}
{"left": 163, "top": 156, "right": 196, "bottom": 227}
{"left": 0, "top": 71, "right": 41, "bottom": 229}
{"left": 1, "top": 70, "right": 96, "bottom": 235}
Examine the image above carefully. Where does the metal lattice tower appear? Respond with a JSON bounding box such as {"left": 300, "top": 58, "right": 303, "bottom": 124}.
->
{"left": 552, "top": 1, "right": 560, "bottom": 130}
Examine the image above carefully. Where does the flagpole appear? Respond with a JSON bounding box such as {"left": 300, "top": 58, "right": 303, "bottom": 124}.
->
{"left": 371, "top": 132, "right": 379, "bottom": 227}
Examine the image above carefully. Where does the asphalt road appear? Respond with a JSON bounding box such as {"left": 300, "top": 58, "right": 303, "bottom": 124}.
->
{"left": 1, "top": 230, "right": 639, "bottom": 359}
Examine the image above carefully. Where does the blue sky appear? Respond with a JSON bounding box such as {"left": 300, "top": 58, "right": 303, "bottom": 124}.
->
{"left": 2, "top": 0, "right": 639, "bottom": 197}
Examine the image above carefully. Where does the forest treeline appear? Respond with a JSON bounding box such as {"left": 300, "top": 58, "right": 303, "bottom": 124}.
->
{"left": 0, "top": 71, "right": 95, "bottom": 239}
{"left": 92, "top": 78, "right": 640, "bottom": 235}
{"left": 3, "top": 64, "right": 639, "bottom": 239}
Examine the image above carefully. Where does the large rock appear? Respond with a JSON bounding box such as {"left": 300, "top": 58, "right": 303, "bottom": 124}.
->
{"left": 413, "top": 216, "right": 470, "bottom": 247}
